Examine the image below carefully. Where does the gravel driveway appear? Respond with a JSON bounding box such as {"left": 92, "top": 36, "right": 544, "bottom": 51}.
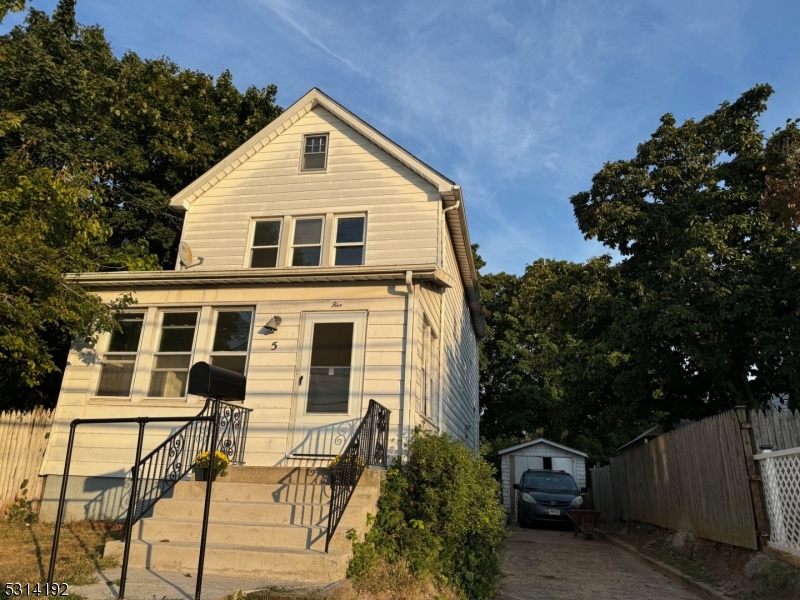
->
{"left": 497, "top": 524, "right": 701, "bottom": 600}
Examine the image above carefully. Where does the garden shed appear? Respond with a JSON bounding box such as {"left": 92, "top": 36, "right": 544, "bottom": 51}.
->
{"left": 499, "top": 438, "right": 588, "bottom": 514}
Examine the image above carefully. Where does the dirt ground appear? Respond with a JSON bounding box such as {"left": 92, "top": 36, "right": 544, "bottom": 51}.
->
{"left": 496, "top": 523, "right": 700, "bottom": 600}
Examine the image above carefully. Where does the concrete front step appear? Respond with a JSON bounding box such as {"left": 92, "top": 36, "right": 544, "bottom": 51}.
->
{"left": 153, "top": 498, "right": 330, "bottom": 526}
{"left": 104, "top": 539, "right": 350, "bottom": 583}
{"left": 172, "top": 480, "right": 378, "bottom": 505}
{"left": 136, "top": 518, "right": 329, "bottom": 551}
{"left": 218, "top": 466, "right": 332, "bottom": 485}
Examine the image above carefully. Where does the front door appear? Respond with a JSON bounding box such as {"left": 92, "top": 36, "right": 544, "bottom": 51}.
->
{"left": 290, "top": 312, "right": 367, "bottom": 459}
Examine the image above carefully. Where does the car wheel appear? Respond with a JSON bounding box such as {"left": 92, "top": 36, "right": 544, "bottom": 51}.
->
{"left": 517, "top": 518, "right": 528, "bottom": 528}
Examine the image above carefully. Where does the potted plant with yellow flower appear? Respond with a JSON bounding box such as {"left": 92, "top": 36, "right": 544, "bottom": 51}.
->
{"left": 328, "top": 453, "right": 366, "bottom": 486}
{"left": 194, "top": 450, "right": 230, "bottom": 481}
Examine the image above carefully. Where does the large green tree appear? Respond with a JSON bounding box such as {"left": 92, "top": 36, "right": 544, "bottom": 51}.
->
{"left": 572, "top": 84, "right": 800, "bottom": 413}
{"left": 0, "top": 1, "right": 283, "bottom": 409}
{"left": 0, "top": 0, "right": 282, "bottom": 268}
{"left": 479, "top": 85, "right": 800, "bottom": 462}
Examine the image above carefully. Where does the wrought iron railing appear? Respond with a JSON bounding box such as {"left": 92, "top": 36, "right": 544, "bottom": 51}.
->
{"left": 133, "top": 399, "right": 251, "bottom": 521}
{"left": 48, "top": 397, "right": 252, "bottom": 600}
{"left": 325, "top": 399, "right": 390, "bottom": 552}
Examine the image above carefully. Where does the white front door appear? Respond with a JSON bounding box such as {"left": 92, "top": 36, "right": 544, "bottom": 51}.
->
{"left": 290, "top": 311, "right": 367, "bottom": 459}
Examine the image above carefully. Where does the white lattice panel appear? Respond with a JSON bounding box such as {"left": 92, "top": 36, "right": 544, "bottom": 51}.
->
{"left": 756, "top": 448, "right": 800, "bottom": 554}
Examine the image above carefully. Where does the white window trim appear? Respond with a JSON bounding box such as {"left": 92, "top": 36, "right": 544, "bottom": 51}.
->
{"left": 300, "top": 133, "right": 329, "bottom": 172}
{"left": 208, "top": 307, "right": 256, "bottom": 377}
{"left": 332, "top": 213, "right": 367, "bottom": 267}
{"left": 288, "top": 216, "right": 325, "bottom": 267}
{"left": 416, "top": 315, "right": 438, "bottom": 422}
{"left": 246, "top": 218, "right": 283, "bottom": 269}
{"left": 93, "top": 311, "right": 147, "bottom": 399}
{"left": 145, "top": 309, "right": 201, "bottom": 401}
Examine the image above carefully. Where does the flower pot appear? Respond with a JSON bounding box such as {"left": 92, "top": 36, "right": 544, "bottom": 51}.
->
{"left": 196, "top": 467, "right": 218, "bottom": 482}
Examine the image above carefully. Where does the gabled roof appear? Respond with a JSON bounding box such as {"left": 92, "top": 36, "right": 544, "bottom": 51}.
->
{"left": 498, "top": 438, "right": 589, "bottom": 458}
{"left": 168, "top": 88, "right": 485, "bottom": 338}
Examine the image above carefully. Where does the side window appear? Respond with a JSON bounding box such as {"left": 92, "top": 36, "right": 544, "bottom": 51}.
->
{"left": 417, "top": 317, "right": 436, "bottom": 418}
{"left": 96, "top": 313, "right": 145, "bottom": 397}
{"left": 148, "top": 312, "right": 199, "bottom": 398}
{"left": 334, "top": 216, "right": 365, "bottom": 266}
{"left": 302, "top": 134, "right": 328, "bottom": 171}
{"left": 210, "top": 310, "right": 253, "bottom": 375}
{"left": 250, "top": 220, "right": 282, "bottom": 268}
{"left": 291, "top": 218, "right": 324, "bottom": 266}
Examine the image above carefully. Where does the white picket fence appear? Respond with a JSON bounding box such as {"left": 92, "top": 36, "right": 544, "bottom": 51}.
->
{"left": 0, "top": 407, "right": 54, "bottom": 516}
{"left": 755, "top": 447, "right": 800, "bottom": 558}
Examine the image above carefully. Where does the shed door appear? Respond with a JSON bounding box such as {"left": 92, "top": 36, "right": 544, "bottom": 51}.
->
{"left": 553, "top": 457, "right": 574, "bottom": 476}
{"left": 513, "top": 456, "right": 543, "bottom": 485}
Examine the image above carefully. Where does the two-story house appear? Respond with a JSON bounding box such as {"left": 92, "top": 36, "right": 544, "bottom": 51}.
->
{"left": 39, "top": 88, "right": 485, "bottom": 527}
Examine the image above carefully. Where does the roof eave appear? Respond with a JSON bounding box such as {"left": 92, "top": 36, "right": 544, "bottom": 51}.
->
{"left": 444, "top": 186, "right": 487, "bottom": 339}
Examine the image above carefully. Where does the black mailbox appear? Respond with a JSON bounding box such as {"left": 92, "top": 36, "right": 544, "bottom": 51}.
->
{"left": 188, "top": 361, "right": 246, "bottom": 401}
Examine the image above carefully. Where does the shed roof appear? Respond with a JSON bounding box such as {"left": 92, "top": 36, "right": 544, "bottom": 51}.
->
{"left": 498, "top": 438, "right": 588, "bottom": 458}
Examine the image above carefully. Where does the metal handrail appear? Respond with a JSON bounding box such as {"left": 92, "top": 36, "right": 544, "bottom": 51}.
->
{"left": 47, "top": 397, "right": 252, "bottom": 600}
{"left": 325, "top": 399, "right": 390, "bottom": 552}
{"left": 132, "top": 398, "right": 251, "bottom": 523}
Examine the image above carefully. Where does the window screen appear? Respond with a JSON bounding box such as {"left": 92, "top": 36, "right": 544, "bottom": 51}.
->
{"left": 210, "top": 310, "right": 253, "bottom": 375}
{"left": 148, "top": 312, "right": 198, "bottom": 398}
{"left": 251, "top": 220, "right": 281, "bottom": 268}
{"left": 97, "top": 313, "right": 144, "bottom": 397}
{"left": 291, "top": 218, "right": 323, "bottom": 266}
{"left": 306, "top": 322, "right": 353, "bottom": 413}
{"left": 334, "top": 216, "right": 365, "bottom": 266}
{"left": 302, "top": 135, "right": 328, "bottom": 170}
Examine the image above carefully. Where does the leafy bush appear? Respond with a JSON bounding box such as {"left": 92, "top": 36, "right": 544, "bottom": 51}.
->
{"left": 348, "top": 430, "right": 507, "bottom": 599}
{"left": 6, "top": 479, "right": 38, "bottom": 525}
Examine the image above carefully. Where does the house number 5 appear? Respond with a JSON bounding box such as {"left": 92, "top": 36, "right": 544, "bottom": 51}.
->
{"left": 271, "top": 342, "right": 278, "bottom": 350}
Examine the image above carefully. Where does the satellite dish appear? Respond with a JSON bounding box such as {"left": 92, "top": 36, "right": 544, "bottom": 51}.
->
{"left": 178, "top": 241, "right": 204, "bottom": 269}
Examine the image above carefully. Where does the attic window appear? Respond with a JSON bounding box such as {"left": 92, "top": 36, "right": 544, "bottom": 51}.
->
{"left": 302, "top": 134, "right": 328, "bottom": 170}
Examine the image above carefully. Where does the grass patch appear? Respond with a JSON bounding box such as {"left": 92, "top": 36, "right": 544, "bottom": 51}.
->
{"left": 0, "top": 520, "right": 123, "bottom": 586}
{"left": 350, "top": 558, "right": 460, "bottom": 600}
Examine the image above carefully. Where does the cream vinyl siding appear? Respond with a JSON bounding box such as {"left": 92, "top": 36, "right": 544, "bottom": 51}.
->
{"left": 41, "top": 282, "right": 411, "bottom": 478}
{"left": 178, "top": 106, "right": 440, "bottom": 270}
{"left": 438, "top": 229, "right": 480, "bottom": 450}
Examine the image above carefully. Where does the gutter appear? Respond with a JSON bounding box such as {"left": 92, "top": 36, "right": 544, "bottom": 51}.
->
{"left": 65, "top": 264, "right": 454, "bottom": 290}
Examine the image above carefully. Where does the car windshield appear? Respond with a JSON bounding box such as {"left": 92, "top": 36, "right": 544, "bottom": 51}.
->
{"left": 522, "top": 473, "right": 578, "bottom": 492}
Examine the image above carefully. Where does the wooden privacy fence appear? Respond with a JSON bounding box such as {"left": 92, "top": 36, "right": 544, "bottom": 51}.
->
{"left": 591, "top": 410, "right": 758, "bottom": 549}
{"left": 0, "top": 407, "right": 54, "bottom": 516}
{"left": 752, "top": 409, "right": 800, "bottom": 451}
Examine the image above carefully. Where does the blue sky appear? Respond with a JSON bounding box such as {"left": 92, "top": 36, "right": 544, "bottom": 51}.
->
{"left": 6, "top": 1, "right": 800, "bottom": 274}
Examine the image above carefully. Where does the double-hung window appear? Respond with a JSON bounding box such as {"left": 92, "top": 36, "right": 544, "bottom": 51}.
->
{"left": 148, "top": 312, "right": 198, "bottom": 398}
{"left": 250, "top": 220, "right": 282, "bottom": 268}
{"left": 334, "top": 216, "right": 365, "bottom": 266}
{"left": 97, "top": 313, "right": 145, "bottom": 397}
{"left": 210, "top": 310, "right": 253, "bottom": 375}
{"left": 291, "top": 218, "right": 323, "bottom": 266}
{"left": 302, "top": 134, "right": 328, "bottom": 171}
{"left": 418, "top": 318, "right": 435, "bottom": 418}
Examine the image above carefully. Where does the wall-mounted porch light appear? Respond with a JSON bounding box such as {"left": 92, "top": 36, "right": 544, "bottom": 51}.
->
{"left": 264, "top": 316, "right": 282, "bottom": 332}
{"left": 734, "top": 405, "right": 748, "bottom": 424}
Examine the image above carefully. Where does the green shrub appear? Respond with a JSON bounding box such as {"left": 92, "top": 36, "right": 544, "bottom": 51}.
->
{"left": 348, "top": 430, "right": 507, "bottom": 599}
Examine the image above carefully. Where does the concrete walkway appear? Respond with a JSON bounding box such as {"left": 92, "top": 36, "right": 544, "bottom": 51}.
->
{"left": 497, "top": 524, "right": 701, "bottom": 600}
{"left": 71, "top": 567, "right": 332, "bottom": 600}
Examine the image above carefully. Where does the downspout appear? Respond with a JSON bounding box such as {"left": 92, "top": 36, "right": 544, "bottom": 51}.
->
{"left": 403, "top": 270, "right": 416, "bottom": 454}
{"left": 438, "top": 200, "right": 460, "bottom": 433}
